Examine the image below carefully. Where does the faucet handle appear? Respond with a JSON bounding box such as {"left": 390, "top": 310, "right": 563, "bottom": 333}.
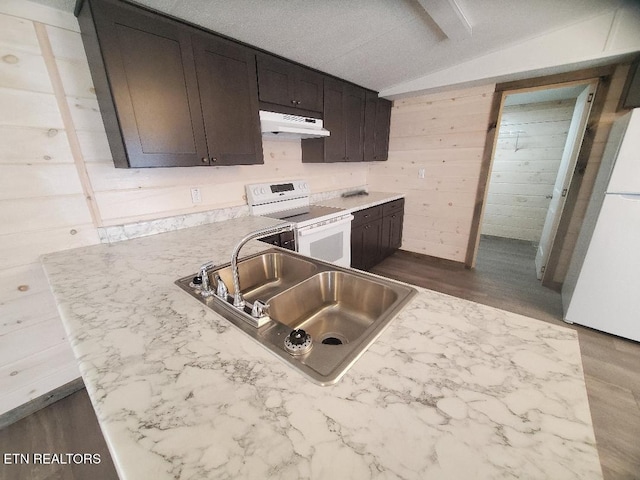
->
{"left": 251, "top": 299, "right": 269, "bottom": 318}
{"left": 198, "top": 261, "right": 216, "bottom": 297}
{"left": 213, "top": 273, "right": 228, "bottom": 300}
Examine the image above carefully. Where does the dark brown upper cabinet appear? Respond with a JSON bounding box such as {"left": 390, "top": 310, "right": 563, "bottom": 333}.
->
{"left": 256, "top": 54, "right": 324, "bottom": 115}
{"left": 77, "top": 0, "right": 263, "bottom": 168}
{"left": 364, "top": 92, "right": 392, "bottom": 162}
{"left": 302, "top": 78, "right": 365, "bottom": 163}
{"left": 193, "top": 34, "right": 263, "bottom": 166}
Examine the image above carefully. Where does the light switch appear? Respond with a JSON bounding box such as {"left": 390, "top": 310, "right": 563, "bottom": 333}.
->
{"left": 190, "top": 188, "right": 202, "bottom": 204}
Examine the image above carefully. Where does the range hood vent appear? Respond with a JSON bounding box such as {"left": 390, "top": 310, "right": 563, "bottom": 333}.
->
{"left": 259, "top": 110, "right": 330, "bottom": 140}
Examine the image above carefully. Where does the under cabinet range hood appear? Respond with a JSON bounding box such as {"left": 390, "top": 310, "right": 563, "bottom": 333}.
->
{"left": 259, "top": 111, "right": 330, "bottom": 140}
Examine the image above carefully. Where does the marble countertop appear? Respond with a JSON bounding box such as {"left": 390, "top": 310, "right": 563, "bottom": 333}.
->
{"left": 41, "top": 215, "right": 602, "bottom": 480}
{"left": 313, "top": 191, "right": 404, "bottom": 212}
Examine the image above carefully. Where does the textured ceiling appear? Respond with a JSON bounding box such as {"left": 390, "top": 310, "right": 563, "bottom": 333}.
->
{"left": 30, "top": 0, "right": 626, "bottom": 92}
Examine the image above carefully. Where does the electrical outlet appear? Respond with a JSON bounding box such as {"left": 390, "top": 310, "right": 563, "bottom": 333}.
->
{"left": 418, "top": 168, "right": 425, "bottom": 179}
{"left": 190, "top": 187, "right": 202, "bottom": 204}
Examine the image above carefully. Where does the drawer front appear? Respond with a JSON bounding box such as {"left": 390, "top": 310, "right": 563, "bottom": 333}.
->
{"left": 280, "top": 230, "right": 296, "bottom": 251}
{"left": 352, "top": 205, "right": 383, "bottom": 227}
{"left": 382, "top": 198, "right": 404, "bottom": 217}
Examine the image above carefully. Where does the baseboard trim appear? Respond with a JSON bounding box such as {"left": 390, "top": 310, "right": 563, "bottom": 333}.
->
{"left": 0, "top": 377, "right": 84, "bottom": 430}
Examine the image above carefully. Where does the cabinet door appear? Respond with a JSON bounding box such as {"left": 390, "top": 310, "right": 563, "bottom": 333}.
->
{"left": 361, "top": 218, "right": 383, "bottom": 270}
{"left": 381, "top": 212, "right": 403, "bottom": 259}
{"left": 295, "top": 67, "right": 323, "bottom": 112}
{"left": 257, "top": 56, "right": 323, "bottom": 113}
{"left": 373, "top": 98, "right": 392, "bottom": 161}
{"left": 363, "top": 91, "right": 377, "bottom": 162}
{"left": 256, "top": 54, "right": 295, "bottom": 108}
{"left": 344, "top": 84, "right": 365, "bottom": 162}
{"left": 364, "top": 93, "right": 391, "bottom": 162}
{"left": 350, "top": 224, "right": 365, "bottom": 269}
{"left": 323, "top": 78, "right": 346, "bottom": 162}
{"left": 88, "top": 0, "right": 207, "bottom": 167}
{"left": 193, "top": 35, "right": 263, "bottom": 165}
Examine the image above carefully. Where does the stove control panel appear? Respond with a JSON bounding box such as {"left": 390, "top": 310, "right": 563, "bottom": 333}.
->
{"left": 246, "top": 179, "right": 310, "bottom": 206}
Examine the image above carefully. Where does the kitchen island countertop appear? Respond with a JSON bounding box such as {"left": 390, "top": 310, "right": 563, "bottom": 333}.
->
{"left": 41, "top": 215, "right": 602, "bottom": 479}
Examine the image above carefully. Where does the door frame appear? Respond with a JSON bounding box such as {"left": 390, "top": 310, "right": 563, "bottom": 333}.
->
{"left": 535, "top": 80, "right": 598, "bottom": 281}
{"left": 464, "top": 65, "right": 615, "bottom": 288}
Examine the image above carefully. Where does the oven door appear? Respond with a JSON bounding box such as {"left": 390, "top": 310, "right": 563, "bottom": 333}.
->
{"left": 296, "top": 215, "right": 353, "bottom": 268}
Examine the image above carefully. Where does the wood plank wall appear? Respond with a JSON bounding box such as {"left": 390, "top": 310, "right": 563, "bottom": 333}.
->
{"left": 368, "top": 84, "right": 495, "bottom": 262}
{"left": 0, "top": 4, "right": 94, "bottom": 417}
{"left": 481, "top": 98, "right": 576, "bottom": 242}
{"left": 0, "top": 0, "right": 367, "bottom": 417}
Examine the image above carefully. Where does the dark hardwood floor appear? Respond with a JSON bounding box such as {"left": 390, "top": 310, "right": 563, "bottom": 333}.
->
{"left": 1, "top": 235, "right": 638, "bottom": 479}
{"left": 0, "top": 388, "right": 118, "bottom": 480}
{"left": 372, "top": 235, "right": 640, "bottom": 480}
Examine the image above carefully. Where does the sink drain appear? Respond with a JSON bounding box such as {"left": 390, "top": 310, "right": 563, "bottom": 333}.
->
{"left": 320, "top": 333, "right": 347, "bottom": 345}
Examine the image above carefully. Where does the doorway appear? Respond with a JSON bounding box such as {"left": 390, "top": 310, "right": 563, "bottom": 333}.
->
{"left": 476, "top": 80, "right": 598, "bottom": 286}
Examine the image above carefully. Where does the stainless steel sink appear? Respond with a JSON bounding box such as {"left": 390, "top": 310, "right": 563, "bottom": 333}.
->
{"left": 267, "top": 271, "right": 399, "bottom": 344}
{"left": 176, "top": 249, "right": 416, "bottom": 385}
{"left": 214, "top": 251, "right": 317, "bottom": 304}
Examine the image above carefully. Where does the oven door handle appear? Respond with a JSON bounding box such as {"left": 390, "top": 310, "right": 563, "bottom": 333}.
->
{"left": 296, "top": 214, "right": 353, "bottom": 237}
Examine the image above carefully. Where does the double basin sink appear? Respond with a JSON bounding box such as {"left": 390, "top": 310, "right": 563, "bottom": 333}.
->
{"left": 176, "top": 248, "right": 416, "bottom": 385}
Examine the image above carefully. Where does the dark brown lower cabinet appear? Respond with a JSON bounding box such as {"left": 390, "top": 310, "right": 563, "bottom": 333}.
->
{"left": 380, "top": 199, "right": 404, "bottom": 258}
{"left": 351, "top": 218, "right": 383, "bottom": 270}
{"left": 351, "top": 199, "right": 404, "bottom": 270}
{"left": 259, "top": 231, "right": 296, "bottom": 251}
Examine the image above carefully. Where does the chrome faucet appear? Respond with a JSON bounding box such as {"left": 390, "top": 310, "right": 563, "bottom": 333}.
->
{"left": 198, "top": 261, "right": 216, "bottom": 297}
{"left": 231, "top": 222, "right": 295, "bottom": 309}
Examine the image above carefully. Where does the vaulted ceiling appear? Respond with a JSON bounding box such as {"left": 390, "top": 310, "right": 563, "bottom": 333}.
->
{"left": 30, "top": 0, "right": 638, "bottom": 95}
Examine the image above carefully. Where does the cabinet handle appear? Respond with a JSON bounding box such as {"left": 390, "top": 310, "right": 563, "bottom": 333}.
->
{"left": 201, "top": 157, "right": 208, "bottom": 163}
{"left": 211, "top": 157, "right": 217, "bottom": 163}
{"left": 291, "top": 100, "right": 297, "bottom": 105}
{"left": 296, "top": 100, "right": 301, "bottom": 105}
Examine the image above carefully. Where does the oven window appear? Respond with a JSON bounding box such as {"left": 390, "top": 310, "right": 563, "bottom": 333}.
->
{"left": 309, "top": 232, "right": 343, "bottom": 263}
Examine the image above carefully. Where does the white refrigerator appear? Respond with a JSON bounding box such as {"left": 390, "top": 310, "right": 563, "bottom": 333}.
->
{"left": 562, "top": 108, "right": 640, "bottom": 341}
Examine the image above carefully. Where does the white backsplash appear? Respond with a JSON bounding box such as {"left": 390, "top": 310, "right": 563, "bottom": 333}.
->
{"left": 97, "top": 185, "right": 368, "bottom": 243}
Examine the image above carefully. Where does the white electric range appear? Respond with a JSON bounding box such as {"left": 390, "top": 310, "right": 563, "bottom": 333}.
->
{"left": 246, "top": 180, "right": 353, "bottom": 267}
